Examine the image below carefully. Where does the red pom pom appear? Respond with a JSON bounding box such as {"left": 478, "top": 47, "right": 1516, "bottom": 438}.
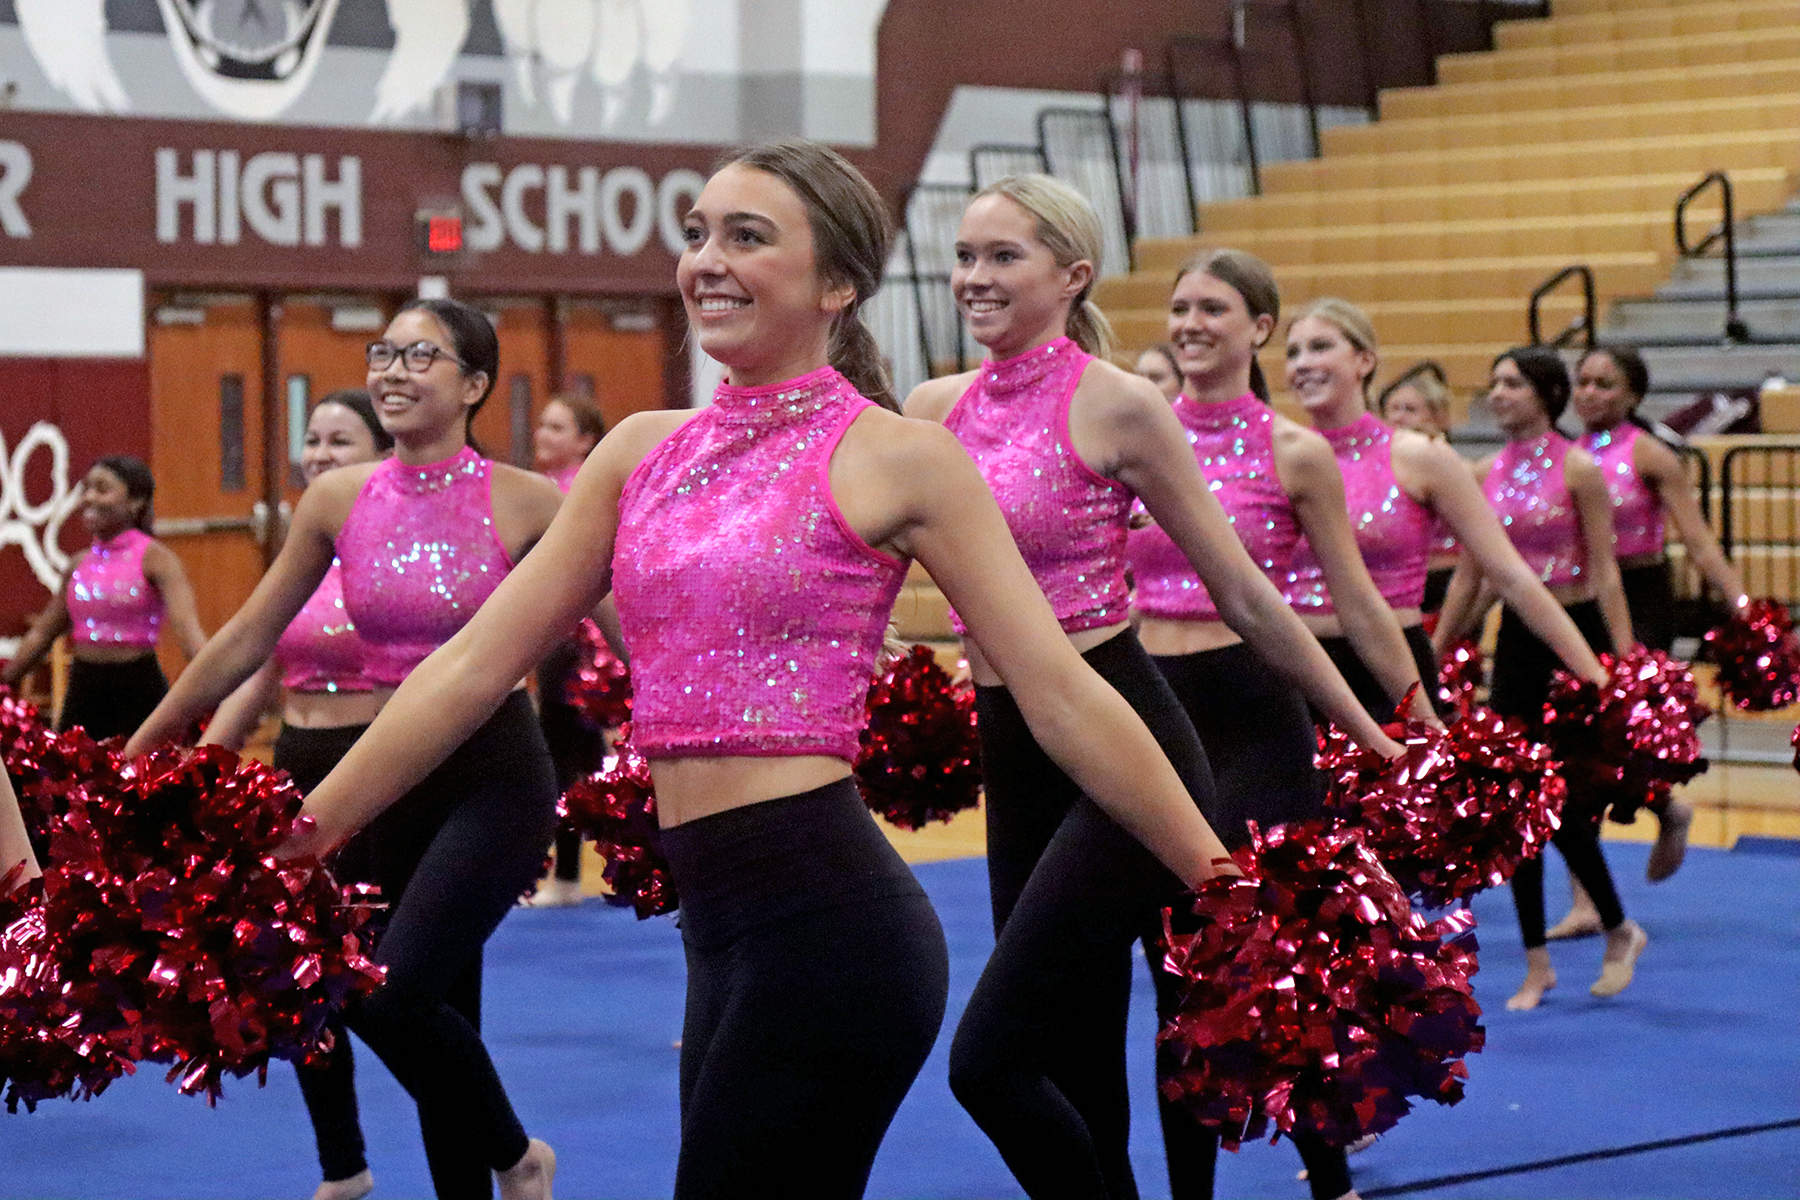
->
{"left": 1156, "top": 824, "right": 1484, "bottom": 1149}
{"left": 563, "top": 619, "right": 633, "bottom": 730}
{"left": 3, "top": 746, "right": 383, "bottom": 1105}
{"left": 1436, "top": 639, "right": 1485, "bottom": 718}
{"left": 1703, "top": 600, "right": 1800, "bottom": 712}
{"left": 0, "top": 688, "right": 107, "bottom": 849}
{"left": 1543, "top": 649, "right": 1710, "bottom": 821}
{"left": 561, "top": 729, "right": 676, "bottom": 918}
{"left": 1790, "top": 721, "right": 1800, "bottom": 775}
{"left": 1318, "top": 710, "right": 1564, "bottom": 907}
{"left": 854, "top": 646, "right": 981, "bottom": 831}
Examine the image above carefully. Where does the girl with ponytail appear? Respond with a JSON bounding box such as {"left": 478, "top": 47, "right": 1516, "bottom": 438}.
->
{"left": 906, "top": 177, "right": 1401, "bottom": 1200}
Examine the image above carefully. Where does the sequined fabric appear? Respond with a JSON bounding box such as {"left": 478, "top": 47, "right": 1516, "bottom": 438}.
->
{"left": 942, "top": 337, "right": 1130, "bottom": 635}
{"left": 1128, "top": 392, "right": 1299, "bottom": 622}
{"left": 546, "top": 463, "right": 581, "bottom": 494}
{"left": 1581, "top": 424, "right": 1664, "bottom": 560}
{"left": 1285, "top": 413, "right": 1433, "bottom": 613}
{"left": 336, "top": 447, "right": 512, "bottom": 685}
{"left": 275, "top": 561, "right": 378, "bottom": 694}
{"left": 612, "top": 366, "right": 906, "bottom": 761}
{"left": 1484, "top": 431, "right": 1584, "bottom": 587}
{"left": 67, "top": 528, "right": 162, "bottom": 647}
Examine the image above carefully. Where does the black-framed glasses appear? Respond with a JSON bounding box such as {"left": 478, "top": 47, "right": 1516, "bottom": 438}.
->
{"left": 366, "top": 340, "right": 467, "bottom": 373}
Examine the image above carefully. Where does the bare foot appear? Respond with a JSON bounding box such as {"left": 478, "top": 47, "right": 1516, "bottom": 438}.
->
{"left": 525, "top": 878, "right": 583, "bottom": 908}
{"left": 1546, "top": 877, "right": 1603, "bottom": 939}
{"left": 1591, "top": 920, "right": 1648, "bottom": 997}
{"left": 498, "top": 1139, "right": 555, "bottom": 1200}
{"left": 313, "top": 1170, "right": 373, "bottom": 1200}
{"left": 1507, "top": 947, "right": 1556, "bottom": 1010}
{"left": 1646, "top": 800, "right": 1691, "bottom": 883}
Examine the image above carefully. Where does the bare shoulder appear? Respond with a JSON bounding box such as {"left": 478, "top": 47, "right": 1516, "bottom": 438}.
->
{"left": 140, "top": 538, "right": 184, "bottom": 573}
{"left": 1632, "top": 427, "right": 1684, "bottom": 477}
{"left": 902, "top": 370, "right": 979, "bottom": 423}
{"left": 594, "top": 408, "right": 698, "bottom": 478}
{"left": 840, "top": 405, "right": 970, "bottom": 480}
{"left": 1073, "top": 358, "right": 1170, "bottom": 427}
{"left": 1393, "top": 427, "right": 1463, "bottom": 474}
{"left": 297, "top": 460, "right": 381, "bottom": 530}
{"left": 1270, "top": 411, "right": 1332, "bottom": 463}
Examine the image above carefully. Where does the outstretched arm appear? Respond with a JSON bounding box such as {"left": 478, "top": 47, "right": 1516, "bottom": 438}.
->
{"left": 0, "top": 766, "right": 39, "bottom": 887}
{"left": 200, "top": 659, "right": 283, "bottom": 751}
{"left": 2, "top": 575, "right": 73, "bottom": 688}
{"left": 1640, "top": 437, "right": 1748, "bottom": 610}
{"left": 143, "top": 541, "right": 208, "bottom": 661}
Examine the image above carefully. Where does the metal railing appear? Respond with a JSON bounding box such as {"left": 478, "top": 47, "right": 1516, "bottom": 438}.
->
{"left": 899, "top": 182, "right": 974, "bottom": 382}
{"left": 1528, "top": 264, "right": 1596, "bottom": 349}
{"left": 1675, "top": 171, "right": 1750, "bottom": 343}
{"left": 1038, "top": 106, "right": 1135, "bottom": 271}
{"left": 970, "top": 144, "right": 1046, "bottom": 190}
{"left": 1720, "top": 443, "right": 1800, "bottom": 607}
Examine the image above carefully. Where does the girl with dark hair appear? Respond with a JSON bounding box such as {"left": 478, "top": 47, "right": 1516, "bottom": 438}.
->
{"left": 907, "top": 185, "right": 1400, "bottom": 1200}
{"left": 529, "top": 392, "right": 611, "bottom": 907}
{"left": 1433, "top": 346, "right": 1647, "bottom": 1011}
{"left": 1554, "top": 345, "right": 1747, "bottom": 898}
{"left": 1281, "top": 299, "right": 1607, "bottom": 723}
{"left": 128, "top": 298, "right": 566, "bottom": 1200}
{"left": 200, "top": 391, "right": 404, "bottom": 1200}
{"left": 3, "top": 455, "right": 206, "bottom": 740}
{"left": 247, "top": 139, "right": 1247, "bottom": 1200}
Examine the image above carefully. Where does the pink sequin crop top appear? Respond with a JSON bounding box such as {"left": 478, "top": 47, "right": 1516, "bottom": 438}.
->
{"left": 942, "top": 337, "right": 1131, "bottom": 635}
{"left": 275, "top": 561, "right": 379, "bottom": 694}
{"left": 1484, "top": 431, "right": 1585, "bottom": 588}
{"left": 612, "top": 366, "right": 907, "bottom": 762}
{"left": 1284, "top": 414, "right": 1433, "bottom": 613}
{"left": 67, "top": 528, "right": 162, "bottom": 648}
{"left": 1581, "top": 424, "right": 1664, "bottom": 560}
{"left": 546, "top": 462, "right": 581, "bottom": 494}
{"left": 1127, "top": 392, "right": 1300, "bottom": 622}
{"left": 336, "top": 447, "right": 514, "bottom": 686}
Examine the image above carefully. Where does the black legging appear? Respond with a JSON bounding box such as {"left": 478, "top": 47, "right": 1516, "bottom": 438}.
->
{"left": 661, "top": 779, "right": 946, "bottom": 1199}
{"left": 339, "top": 690, "right": 559, "bottom": 1200}
{"left": 1487, "top": 601, "right": 1627, "bottom": 948}
{"left": 535, "top": 640, "right": 605, "bottom": 883}
{"left": 1315, "top": 624, "right": 1442, "bottom": 723}
{"left": 1151, "top": 641, "right": 1352, "bottom": 1200}
{"left": 1620, "top": 560, "right": 1675, "bottom": 653}
{"left": 275, "top": 721, "right": 485, "bottom": 1190}
{"left": 952, "top": 629, "right": 1217, "bottom": 1200}
{"left": 58, "top": 654, "right": 167, "bottom": 741}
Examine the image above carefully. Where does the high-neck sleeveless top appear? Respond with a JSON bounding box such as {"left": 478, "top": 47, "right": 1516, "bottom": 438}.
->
{"left": 1128, "top": 391, "right": 1301, "bottom": 622}
{"left": 275, "top": 561, "right": 379, "bottom": 694}
{"left": 1580, "top": 423, "right": 1664, "bottom": 560}
{"left": 613, "top": 366, "right": 907, "bottom": 761}
{"left": 942, "top": 337, "right": 1131, "bottom": 635}
{"left": 1284, "top": 413, "right": 1433, "bottom": 614}
{"left": 546, "top": 462, "right": 581, "bottom": 494}
{"left": 67, "top": 528, "right": 163, "bottom": 648}
{"left": 1484, "top": 431, "right": 1585, "bottom": 588}
{"left": 336, "top": 447, "right": 514, "bottom": 686}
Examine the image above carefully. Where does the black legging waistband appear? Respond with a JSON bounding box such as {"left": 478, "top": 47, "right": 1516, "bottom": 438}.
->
{"left": 661, "top": 777, "right": 926, "bottom": 952}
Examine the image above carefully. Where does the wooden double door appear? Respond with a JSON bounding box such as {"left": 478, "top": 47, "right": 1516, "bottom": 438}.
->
{"left": 146, "top": 292, "right": 677, "bottom": 675}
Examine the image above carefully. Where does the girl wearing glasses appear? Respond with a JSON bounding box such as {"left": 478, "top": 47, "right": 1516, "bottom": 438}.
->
{"left": 129, "top": 300, "right": 564, "bottom": 1200}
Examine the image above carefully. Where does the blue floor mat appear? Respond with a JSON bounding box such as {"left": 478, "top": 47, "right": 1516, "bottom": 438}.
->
{"left": 3, "top": 841, "right": 1795, "bottom": 1199}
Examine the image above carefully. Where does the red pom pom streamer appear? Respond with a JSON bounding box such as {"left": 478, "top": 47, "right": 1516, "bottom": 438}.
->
{"left": 854, "top": 645, "right": 981, "bottom": 831}
{"left": 1543, "top": 649, "right": 1710, "bottom": 822}
{"left": 1317, "top": 708, "right": 1564, "bottom": 907}
{"left": 1, "top": 745, "right": 383, "bottom": 1106}
{"left": 563, "top": 618, "right": 633, "bottom": 730}
{"left": 0, "top": 688, "right": 107, "bottom": 849}
{"left": 1436, "top": 639, "right": 1485, "bottom": 719}
{"left": 1703, "top": 599, "right": 1800, "bottom": 712}
{"left": 560, "top": 729, "right": 676, "bottom": 919}
{"left": 1156, "top": 823, "right": 1484, "bottom": 1149}
{"left": 1791, "top": 721, "right": 1800, "bottom": 775}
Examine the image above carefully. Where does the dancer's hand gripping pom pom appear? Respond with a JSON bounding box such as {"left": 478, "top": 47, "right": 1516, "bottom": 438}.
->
{"left": 1703, "top": 599, "right": 1800, "bottom": 713}
{"left": 560, "top": 729, "right": 676, "bottom": 918}
{"left": 855, "top": 645, "right": 981, "bottom": 831}
{"left": 1156, "top": 823, "right": 1484, "bottom": 1150}
{"left": 1543, "top": 648, "right": 1709, "bottom": 823}
{"left": 1318, "top": 698, "right": 1565, "bottom": 907}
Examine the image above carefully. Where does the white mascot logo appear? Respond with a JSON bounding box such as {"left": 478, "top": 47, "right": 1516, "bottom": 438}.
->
{"left": 0, "top": 422, "right": 80, "bottom": 593}
{"left": 14, "top": 0, "right": 689, "bottom": 129}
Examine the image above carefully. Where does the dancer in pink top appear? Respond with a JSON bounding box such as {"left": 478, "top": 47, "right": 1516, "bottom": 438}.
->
{"left": 1434, "top": 346, "right": 1647, "bottom": 1011}
{"left": 130, "top": 299, "right": 565, "bottom": 1200}
{"left": 257, "top": 141, "right": 1246, "bottom": 1199}
{"left": 3, "top": 457, "right": 207, "bottom": 741}
{"left": 1376, "top": 364, "right": 1461, "bottom": 612}
{"left": 531, "top": 392, "right": 610, "bottom": 906}
{"left": 1281, "top": 299, "right": 1606, "bottom": 723}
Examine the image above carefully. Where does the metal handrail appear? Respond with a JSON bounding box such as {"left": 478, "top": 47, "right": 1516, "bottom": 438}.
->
{"left": 1528, "top": 264, "right": 1596, "bottom": 349}
{"left": 899, "top": 182, "right": 972, "bottom": 380}
{"left": 1675, "top": 171, "right": 1749, "bottom": 343}
{"left": 969, "top": 143, "right": 1046, "bottom": 190}
{"left": 1036, "top": 106, "right": 1136, "bottom": 268}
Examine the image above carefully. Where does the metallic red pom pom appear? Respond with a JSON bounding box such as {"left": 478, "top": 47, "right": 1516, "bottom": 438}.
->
{"left": 1544, "top": 649, "right": 1710, "bottom": 823}
{"left": 1156, "top": 824, "right": 1484, "bottom": 1149}
{"left": 1436, "top": 638, "right": 1485, "bottom": 718}
{"left": 854, "top": 645, "right": 980, "bottom": 831}
{"left": 563, "top": 618, "right": 633, "bottom": 730}
{"left": 1318, "top": 709, "right": 1564, "bottom": 907}
{"left": 1704, "top": 599, "right": 1800, "bottom": 712}
{"left": 560, "top": 729, "right": 675, "bottom": 918}
{"left": 0, "top": 688, "right": 106, "bottom": 848}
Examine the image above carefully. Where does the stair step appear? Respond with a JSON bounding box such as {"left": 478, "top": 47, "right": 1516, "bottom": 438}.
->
{"left": 1380, "top": 58, "right": 1800, "bottom": 121}
{"left": 1660, "top": 257, "right": 1800, "bottom": 299}
{"left": 1497, "top": 0, "right": 1799, "bottom": 52}
{"left": 1610, "top": 297, "right": 1800, "bottom": 342}
{"left": 1436, "top": 25, "right": 1800, "bottom": 86}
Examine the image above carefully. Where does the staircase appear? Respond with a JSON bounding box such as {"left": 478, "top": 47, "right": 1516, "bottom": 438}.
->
{"left": 1093, "top": 0, "right": 1800, "bottom": 427}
